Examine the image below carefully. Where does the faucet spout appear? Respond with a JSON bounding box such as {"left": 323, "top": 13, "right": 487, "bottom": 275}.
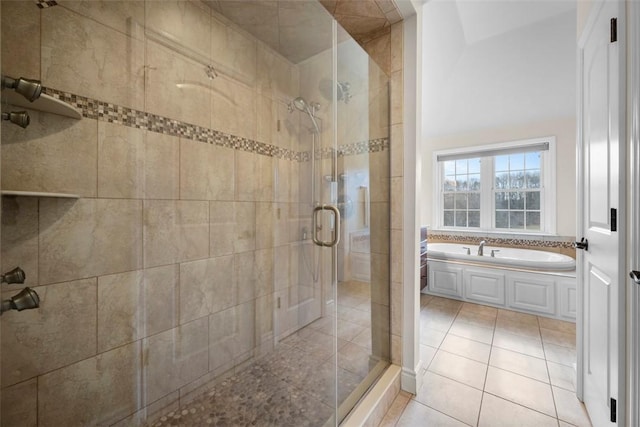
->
{"left": 478, "top": 240, "right": 486, "bottom": 256}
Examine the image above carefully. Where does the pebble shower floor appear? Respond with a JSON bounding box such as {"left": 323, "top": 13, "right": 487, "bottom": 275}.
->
{"left": 148, "top": 281, "right": 373, "bottom": 427}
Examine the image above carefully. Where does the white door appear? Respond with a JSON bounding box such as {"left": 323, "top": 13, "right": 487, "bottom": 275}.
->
{"left": 579, "top": 1, "right": 625, "bottom": 425}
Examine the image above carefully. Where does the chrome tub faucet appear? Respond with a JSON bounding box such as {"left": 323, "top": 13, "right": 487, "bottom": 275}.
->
{"left": 478, "top": 240, "right": 486, "bottom": 256}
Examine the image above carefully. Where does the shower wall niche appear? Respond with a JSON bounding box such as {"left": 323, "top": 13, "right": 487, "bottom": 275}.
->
{"left": 0, "top": 1, "right": 391, "bottom": 425}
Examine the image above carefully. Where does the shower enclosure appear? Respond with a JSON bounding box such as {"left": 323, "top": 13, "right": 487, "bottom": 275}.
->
{"left": 0, "top": 1, "right": 391, "bottom": 425}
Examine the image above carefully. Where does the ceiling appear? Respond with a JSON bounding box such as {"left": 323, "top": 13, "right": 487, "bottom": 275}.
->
{"left": 423, "top": 0, "right": 578, "bottom": 138}
{"left": 454, "top": 0, "right": 576, "bottom": 45}
{"left": 203, "top": 0, "right": 403, "bottom": 63}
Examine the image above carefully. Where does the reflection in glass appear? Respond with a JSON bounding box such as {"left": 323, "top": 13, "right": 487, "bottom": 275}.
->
{"left": 455, "top": 211, "right": 467, "bottom": 227}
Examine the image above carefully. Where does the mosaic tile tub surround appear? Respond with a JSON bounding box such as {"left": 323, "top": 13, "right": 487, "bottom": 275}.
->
{"left": 428, "top": 232, "right": 577, "bottom": 258}
{"left": 43, "top": 87, "right": 390, "bottom": 161}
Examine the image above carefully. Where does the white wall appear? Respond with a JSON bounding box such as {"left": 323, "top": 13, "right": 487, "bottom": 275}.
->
{"left": 421, "top": 117, "right": 576, "bottom": 236}
{"left": 420, "top": 0, "right": 577, "bottom": 236}
{"left": 422, "top": 1, "right": 576, "bottom": 138}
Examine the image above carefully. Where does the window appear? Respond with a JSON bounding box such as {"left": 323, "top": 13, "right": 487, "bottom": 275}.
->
{"left": 434, "top": 138, "right": 556, "bottom": 234}
{"left": 442, "top": 158, "right": 481, "bottom": 228}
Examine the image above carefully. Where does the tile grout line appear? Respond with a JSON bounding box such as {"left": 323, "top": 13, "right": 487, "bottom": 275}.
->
{"left": 475, "top": 308, "right": 498, "bottom": 426}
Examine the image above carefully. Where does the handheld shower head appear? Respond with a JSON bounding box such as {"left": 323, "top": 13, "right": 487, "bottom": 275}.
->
{"left": 1, "top": 76, "right": 42, "bottom": 102}
{"left": 290, "top": 96, "right": 320, "bottom": 134}
{"left": 2, "top": 111, "right": 30, "bottom": 128}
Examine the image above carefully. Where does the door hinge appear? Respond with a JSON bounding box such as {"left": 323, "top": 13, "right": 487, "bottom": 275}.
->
{"left": 611, "top": 398, "right": 617, "bottom": 422}
{"left": 611, "top": 18, "right": 617, "bottom": 43}
{"left": 611, "top": 208, "right": 617, "bottom": 232}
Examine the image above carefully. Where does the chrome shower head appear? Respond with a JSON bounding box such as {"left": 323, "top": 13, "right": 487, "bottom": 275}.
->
{"left": 293, "top": 97, "right": 308, "bottom": 112}
{"left": 1, "top": 76, "right": 42, "bottom": 102}
{"left": 2, "top": 111, "right": 30, "bottom": 128}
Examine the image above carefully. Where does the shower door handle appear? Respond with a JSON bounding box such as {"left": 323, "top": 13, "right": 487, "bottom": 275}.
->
{"left": 312, "top": 205, "right": 341, "bottom": 247}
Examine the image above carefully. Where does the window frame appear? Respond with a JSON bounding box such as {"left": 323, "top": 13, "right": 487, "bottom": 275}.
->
{"left": 432, "top": 137, "right": 557, "bottom": 235}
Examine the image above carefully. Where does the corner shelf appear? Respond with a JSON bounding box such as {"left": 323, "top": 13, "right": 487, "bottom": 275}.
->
{"left": 2, "top": 91, "right": 82, "bottom": 120}
{"left": 1, "top": 190, "right": 80, "bottom": 199}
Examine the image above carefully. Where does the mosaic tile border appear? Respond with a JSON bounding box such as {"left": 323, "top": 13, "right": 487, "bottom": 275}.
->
{"left": 43, "top": 87, "right": 389, "bottom": 161}
{"left": 428, "top": 232, "right": 576, "bottom": 249}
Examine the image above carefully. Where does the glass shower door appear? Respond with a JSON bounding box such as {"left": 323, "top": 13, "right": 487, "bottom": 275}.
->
{"left": 0, "top": 1, "right": 389, "bottom": 426}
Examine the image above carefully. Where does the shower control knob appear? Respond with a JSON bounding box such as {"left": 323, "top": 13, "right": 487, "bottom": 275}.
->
{"left": 9, "top": 287, "right": 39, "bottom": 311}
{"left": 0, "top": 287, "right": 40, "bottom": 314}
{"left": 1, "top": 267, "right": 26, "bottom": 285}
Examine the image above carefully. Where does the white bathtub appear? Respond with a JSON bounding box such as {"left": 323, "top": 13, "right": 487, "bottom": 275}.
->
{"left": 427, "top": 242, "right": 576, "bottom": 272}
{"left": 425, "top": 242, "right": 576, "bottom": 320}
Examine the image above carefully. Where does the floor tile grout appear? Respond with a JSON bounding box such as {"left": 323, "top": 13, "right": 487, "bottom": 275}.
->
{"left": 410, "top": 296, "right": 583, "bottom": 426}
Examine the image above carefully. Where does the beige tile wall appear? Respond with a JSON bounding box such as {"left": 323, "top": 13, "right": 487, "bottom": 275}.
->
{"left": 362, "top": 20, "right": 404, "bottom": 367}
{"left": 0, "top": 1, "right": 318, "bottom": 425}
{"left": 0, "top": 1, "right": 396, "bottom": 425}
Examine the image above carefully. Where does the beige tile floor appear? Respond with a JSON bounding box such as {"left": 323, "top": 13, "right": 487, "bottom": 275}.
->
{"left": 381, "top": 294, "right": 593, "bottom": 427}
